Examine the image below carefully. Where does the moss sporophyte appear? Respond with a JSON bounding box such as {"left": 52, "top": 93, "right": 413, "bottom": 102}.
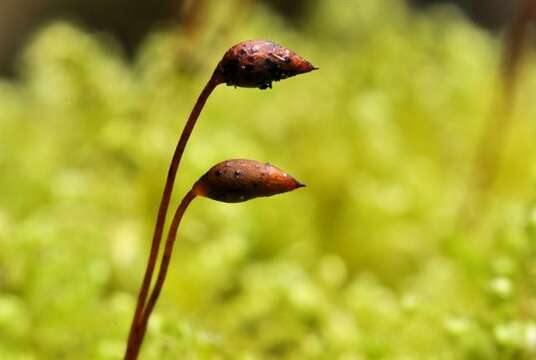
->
{"left": 123, "top": 40, "right": 317, "bottom": 359}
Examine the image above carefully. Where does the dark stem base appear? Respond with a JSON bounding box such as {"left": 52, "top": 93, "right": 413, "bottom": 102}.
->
{"left": 128, "top": 190, "right": 197, "bottom": 359}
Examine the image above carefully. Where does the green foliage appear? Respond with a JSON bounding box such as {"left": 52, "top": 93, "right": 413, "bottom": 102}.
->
{"left": 1, "top": 0, "right": 536, "bottom": 358}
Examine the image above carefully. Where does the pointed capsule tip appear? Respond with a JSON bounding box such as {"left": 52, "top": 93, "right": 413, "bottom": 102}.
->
{"left": 296, "top": 181, "right": 306, "bottom": 188}
{"left": 299, "top": 62, "right": 318, "bottom": 74}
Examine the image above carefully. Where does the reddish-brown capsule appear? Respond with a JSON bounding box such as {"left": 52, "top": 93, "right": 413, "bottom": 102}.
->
{"left": 216, "top": 40, "right": 317, "bottom": 90}
{"left": 192, "top": 159, "right": 305, "bottom": 203}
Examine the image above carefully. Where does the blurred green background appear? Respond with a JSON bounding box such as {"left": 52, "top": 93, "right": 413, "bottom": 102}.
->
{"left": 1, "top": 0, "right": 536, "bottom": 358}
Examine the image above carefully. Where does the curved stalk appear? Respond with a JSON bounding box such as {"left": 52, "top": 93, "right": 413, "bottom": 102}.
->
{"left": 127, "top": 190, "right": 197, "bottom": 359}
{"left": 124, "top": 73, "right": 221, "bottom": 359}
{"left": 123, "top": 40, "right": 316, "bottom": 359}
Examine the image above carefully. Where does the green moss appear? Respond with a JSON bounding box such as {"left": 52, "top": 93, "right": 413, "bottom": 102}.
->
{"left": 0, "top": 0, "right": 535, "bottom": 358}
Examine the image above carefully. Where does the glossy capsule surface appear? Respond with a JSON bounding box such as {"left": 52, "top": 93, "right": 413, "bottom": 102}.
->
{"left": 216, "top": 40, "right": 317, "bottom": 89}
{"left": 193, "top": 159, "right": 305, "bottom": 203}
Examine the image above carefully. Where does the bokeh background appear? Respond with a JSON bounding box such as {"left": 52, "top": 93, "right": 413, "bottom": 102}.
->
{"left": 1, "top": 0, "right": 536, "bottom": 359}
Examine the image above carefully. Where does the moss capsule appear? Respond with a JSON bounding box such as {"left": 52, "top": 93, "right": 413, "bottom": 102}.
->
{"left": 193, "top": 159, "right": 305, "bottom": 203}
{"left": 216, "top": 40, "right": 317, "bottom": 89}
